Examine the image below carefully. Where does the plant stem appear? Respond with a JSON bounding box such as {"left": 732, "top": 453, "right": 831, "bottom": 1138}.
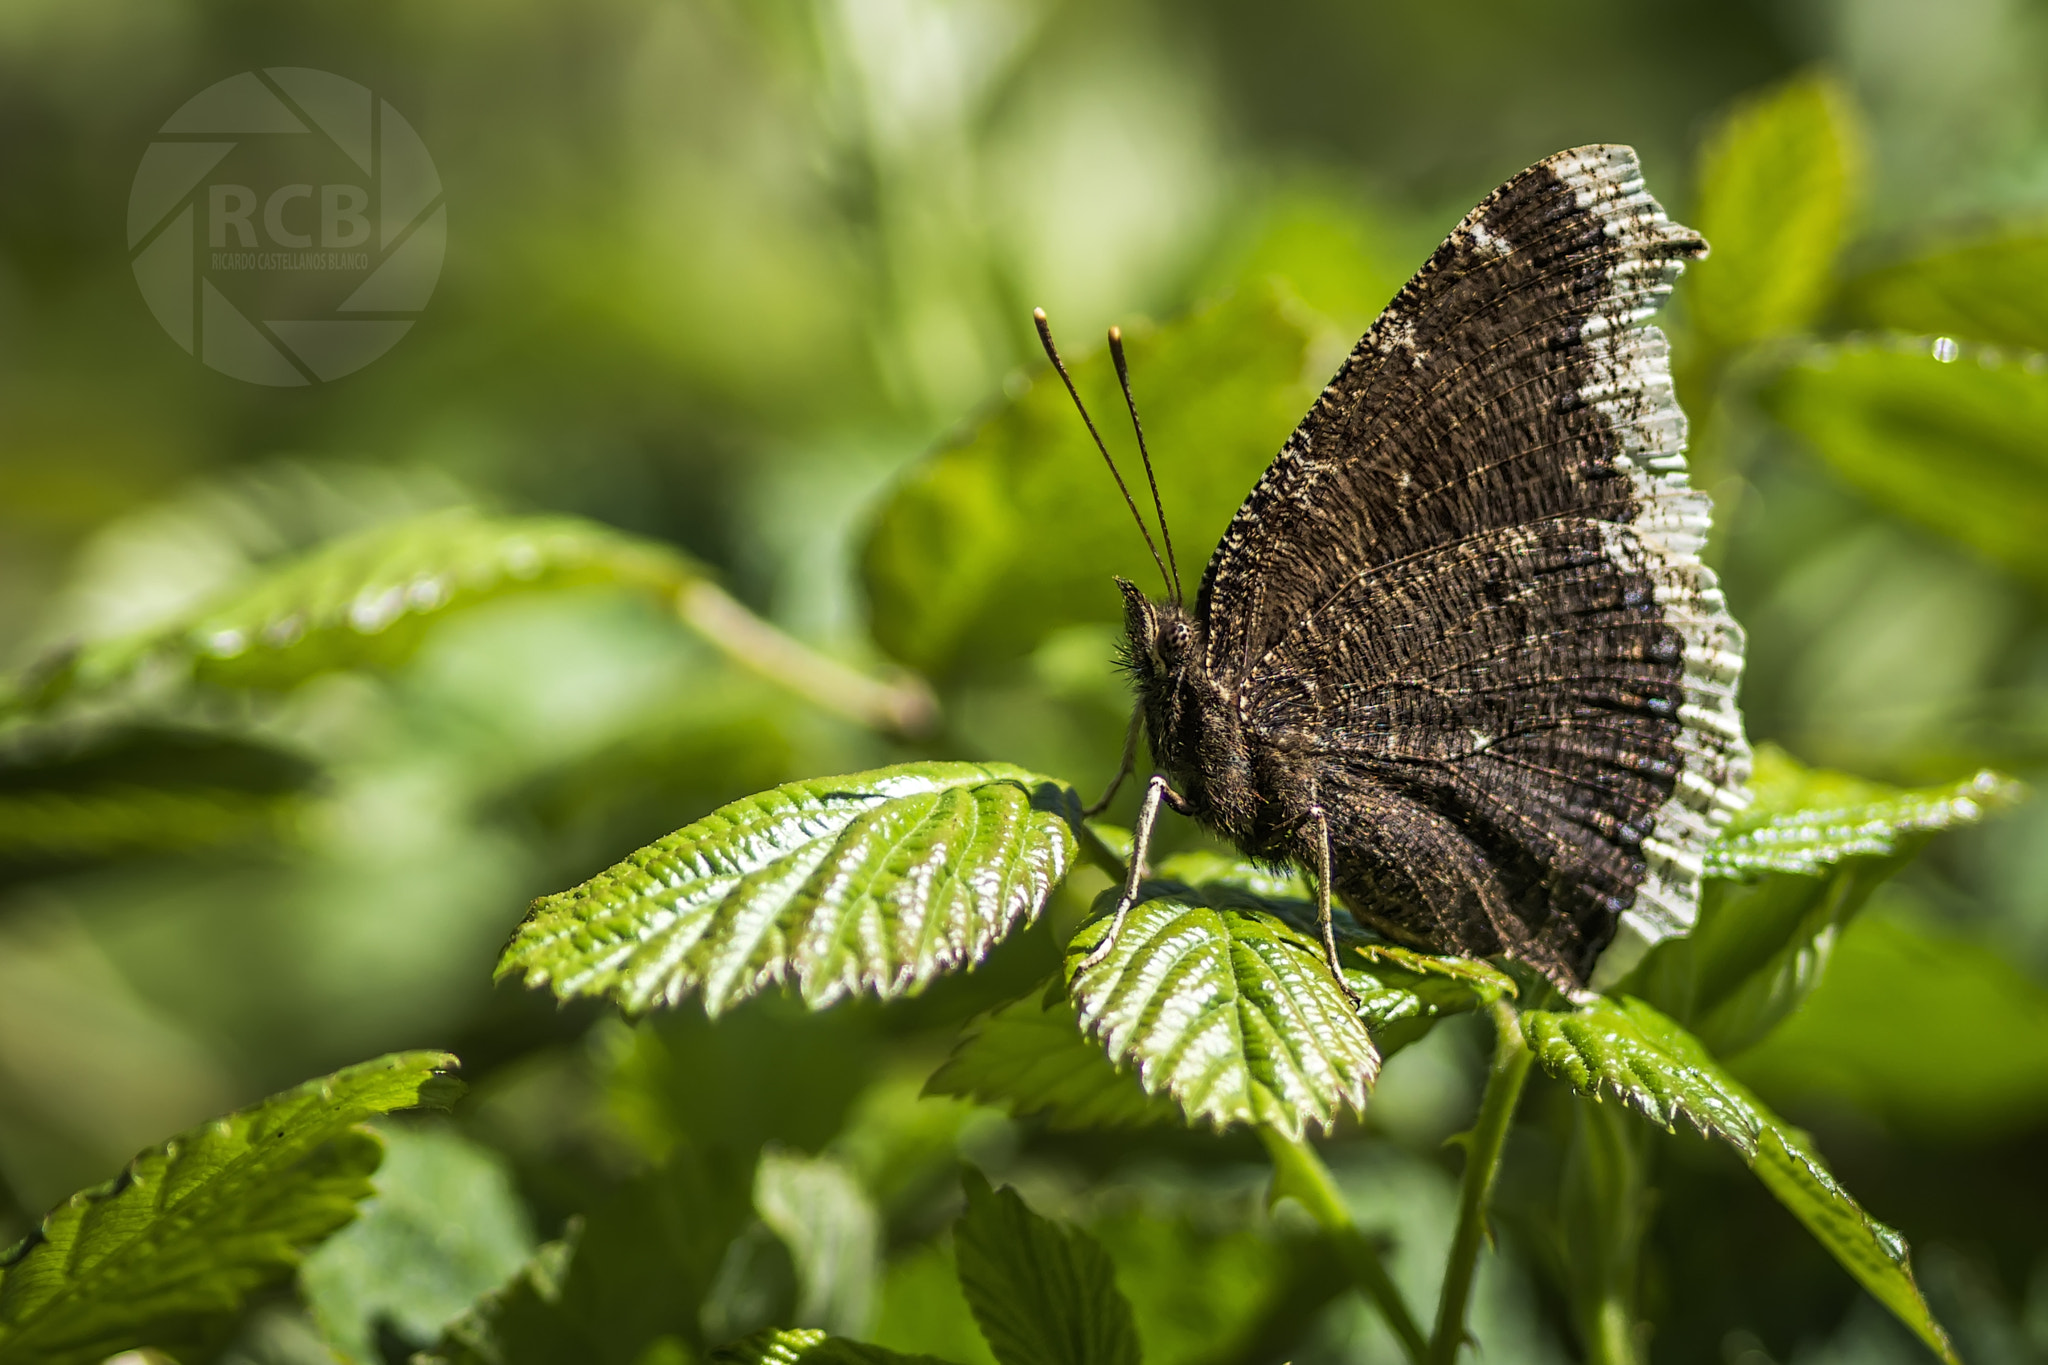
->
{"left": 674, "top": 580, "right": 937, "bottom": 738}
{"left": 1427, "top": 997, "right": 1535, "bottom": 1365}
{"left": 1259, "top": 1125, "right": 1430, "bottom": 1365}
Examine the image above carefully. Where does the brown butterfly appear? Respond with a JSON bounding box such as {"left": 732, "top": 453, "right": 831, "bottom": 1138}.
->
{"left": 1038, "top": 144, "right": 1750, "bottom": 997}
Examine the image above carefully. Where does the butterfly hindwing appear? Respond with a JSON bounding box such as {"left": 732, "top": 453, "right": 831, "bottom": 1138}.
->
{"left": 1196, "top": 144, "right": 1749, "bottom": 981}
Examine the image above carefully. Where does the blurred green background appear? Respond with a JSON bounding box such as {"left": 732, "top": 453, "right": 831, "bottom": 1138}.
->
{"left": 2, "top": 1, "right": 2047, "bottom": 1363}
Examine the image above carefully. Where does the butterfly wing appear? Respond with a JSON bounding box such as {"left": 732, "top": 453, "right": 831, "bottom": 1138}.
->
{"left": 1200, "top": 145, "right": 1747, "bottom": 981}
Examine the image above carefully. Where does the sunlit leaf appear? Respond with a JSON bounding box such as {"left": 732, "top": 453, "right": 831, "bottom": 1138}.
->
{"left": 1738, "top": 913, "right": 2048, "bottom": 1140}
{"left": 755, "top": 1151, "right": 882, "bottom": 1338}
{"left": 861, "top": 285, "right": 1320, "bottom": 682}
{"left": 923, "top": 995, "right": 1179, "bottom": 1131}
{"left": 1763, "top": 337, "right": 2048, "bottom": 588}
{"left": 1522, "top": 997, "right": 1957, "bottom": 1365}
{"left": 19, "top": 508, "right": 695, "bottom": 709}
{"left": 501, "top": 763, "right": 1082, "bottom": 1015}
{"left": 1689, "top": 73, "right": 1861, "bottom": 349}
{"left": 1064, "top": 886, "right": 1379, "bottom": 1140}
{"left": 715, "top": 1327, "right": 962, "bottom": 1365}
{"left": 1626, "top": 745, "right": 2024, "bottom": 1053}
{"left": 1708, "top": 743, "right": 2022, "bottom": 877}
{"left": 0, "top": 1051, "right": 460, "bottom": 1365}
{"left": 1841, "top": 226, "right": 2048, "bottom": 352}
{"left": 299, "top": 1124, "right": 535, "bottom": 1364}
{"left": 953, "top": 1171, "right": 1139, "bottom": 1365}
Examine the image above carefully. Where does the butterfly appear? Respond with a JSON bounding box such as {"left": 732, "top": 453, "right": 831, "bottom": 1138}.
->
{"left": 1036, "top": 144, "right": 1751, "bottom": 996}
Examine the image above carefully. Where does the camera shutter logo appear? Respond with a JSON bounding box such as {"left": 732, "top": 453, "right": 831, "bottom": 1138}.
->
{"left": 127, "top": 69, "right": 445, "bottom": 385}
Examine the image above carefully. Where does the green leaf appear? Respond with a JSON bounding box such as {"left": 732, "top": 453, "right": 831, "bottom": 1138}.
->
{"left": 870, "top": 1243, "right": 997, "bottom": 1365}
{"left": 861, "top": 285, "right": 1320, "bottom": 682}
{"left": 1708, "top": 743, "right": 2022, "bottom": 877}
{"left": 715, "top": 1327, "right": 963, "bottom": 1365}
{"left": 923, "top": 994, "right": 1180, "bottom": 1131}
{"left": 1689, "top": 73, "right": 1861, "bottom": 349}
{"left": 952, "top": 1171, "right": 1140, "bottom": 1365}
{"left": 419, "top": 1143, "right": 756, "bottom": 1365}
{"left": 23, "top": 508, "right": 694, "bottom": 708}
{"left": 1085, "top": 1206, "right": 1305, "bottom": 1365}
{"left": 755, "top": 1150, "right": 882, "bottom": 1337}
{"left": 0, "top": 1051, "right": 460, "bottom": 1365}
{"left": 1762, "top": 337, "right": 2048, "bottom": 588}
{"left": 502, "top": 763, "right": 1081, "bottom": 1015}
{"left": 299, "top": 1124, "right": 535, "bottom": 1363}
{"left": 1737, "top": 913, "right": 2048, "bottom": 1140}
{"left": 1521, "top": 997, "right": 1957, "bottom": 1365}
{"left": 1626, "top": 745, "right": 2023, "bottom": 1053}
{"left": 1841, "top": 226, "right": 2048, "bottom": 352}
{"left": 0, "top": 786, "right": 301, "bottom": 861}
{"left": 1063, "top": 885, "right": 1380, "bottom": 1140}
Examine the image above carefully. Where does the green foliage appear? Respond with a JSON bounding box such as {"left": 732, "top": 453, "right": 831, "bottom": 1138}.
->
{"left": 1689, "top": 73, "right": 1861, "bottom": 351}
{"left": 1063, "top": 885, "right": 1379, "bottom": 1140}
{"left": 299, "top": 1123, "right": 536, "bottom": 1363}
{"left": 924, "top": 994, "right": 1177, "bottom": 1130}
{"left": 1627, "top": 745, "right": 2021, "bottom": 1054}
{"left": 755, "top": 1150, "right": 882, "bottom": 1337}
{"left": 0, "top": 1052, "right": 459, "bottom": 1365}
{"left": 22, "top": 508, "right": 695, "bottom": 709}
{"left": 1763, "top": 338, "right": 2048, "bottom": 589}
{"left": 1738, "top": 913, "right": 2048, "bottom": 1140}
{"left": 1522, "top": 997, "right": 1958, "bottom": 1365}
{"left": 1708, "top": 743, "right": 2022, "bottom": 876}
{"left": 717, "top": 1327, "right": 959, "bottom": 1365}
{"left": 498, "top": 763, "right": 1083, "bottom": 1015}
{"left": 1842, "top": 227, "right": 2048, "bottom": 352}
{"left": 953, "top": 1171, "right": 1141, "bottom": 1365}
{"left": 861, "top": 286, "right": 1319, "bottom": 681}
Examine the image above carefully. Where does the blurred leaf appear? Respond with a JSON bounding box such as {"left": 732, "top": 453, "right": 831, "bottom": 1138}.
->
{"left": 19, "top": 508, "right": 694, "bottom": 710}
{"left": 953, "top": 1171, "right": 1139, "bottom": 1365}
{"left": 501, "top": 764, "right": 1082, "bottom": 1016}
{"left": 0, "top": 786, "right": 301, "bottom": 861}
{"left": 1627, "top": 745, "right": 2023, "bottom": 1053}
{"left": 1086, "top": 1206, "right": 1300, "bottom": 1365}
{"left": 1521, "top": 997, "right": 1957, "bottom": 1365}
{"left": 1690, "top": 72, "right": 1861, "bottom": 349}
{"left": 924, "top": 994, "right": 1179, "bottom": 1131}
{"left": 299, "top": 1124, "right": 535, "bottom": 1364}
{"left": 1841, "top": 226, "right": 2048, "bottom": 352}
{"left": 715, "top": 1327, "right": 961, "bottom": 1365}
{"left": 870, "top": 1244, "right": 997, "bottom": 1365}
{"left": 420, "top": 1143, "right": 755, "bottom": 1365}
{"left": 416, "top": 1234, "right": 581, "bottom": 1365}
{"left": 755, "top": 1151, "right": 881, "bottom": 1338}
{"left": 1737, "top": 913, "right": 2048, "bottom": 1140}
{"left": 604, "top": 1004, "right": 881, "bottom": 1165}
{"left": 1556, "top": 1098, "right": 1652, "bottom": 1365}
{"left": 861, "top": 285, "right": 1319, "bottom": 682}
{"left": 0, "top": 1051, "right": 460, "bottom": 1365}
{"left": 1064, "top": 886, "right": 1379, "bottom": 1141}
{"left": 1707, "top": 743, "right": 2021, "bottom": 877}
{"left": 1763, "top": 337, "right": 2048, "bottom": 588}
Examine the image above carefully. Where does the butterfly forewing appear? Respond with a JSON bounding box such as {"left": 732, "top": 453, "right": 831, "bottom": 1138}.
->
{"left": 1190, "top": 144, "right": 1749, "bottom": 984}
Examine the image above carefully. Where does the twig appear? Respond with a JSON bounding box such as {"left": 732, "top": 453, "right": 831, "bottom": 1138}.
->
{"left": 674, "top": 579, "right": 937, "bottom": 739}
{"left": 1260, "top": 1125, "right": 1430, "bottom": 1365}
{"left": 1428, "top": 997, "right": 1535, "bottom": 1365}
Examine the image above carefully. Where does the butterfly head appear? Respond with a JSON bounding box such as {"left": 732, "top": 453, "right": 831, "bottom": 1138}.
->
{"left": 1115, "top": 575, "right": 1198, "bottom": 692}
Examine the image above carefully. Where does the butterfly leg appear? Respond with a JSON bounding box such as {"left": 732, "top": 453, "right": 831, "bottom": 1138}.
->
{"left": 1083, "top": 707, "right": 1142, "bottom": 817}
{"left": 1077, "top": 772, "right": 1187, "bottom": 973}
{"left": 1307, "top": 805, "right": 1363, "bottom": 1009}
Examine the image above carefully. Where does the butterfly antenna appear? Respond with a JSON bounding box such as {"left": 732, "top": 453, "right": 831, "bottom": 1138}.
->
{"left": 1033, "top": 308, "right": 1173, "bottom": 597}
{"left": 1107, "top": 326, "right": 1182, "bottom": 608}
